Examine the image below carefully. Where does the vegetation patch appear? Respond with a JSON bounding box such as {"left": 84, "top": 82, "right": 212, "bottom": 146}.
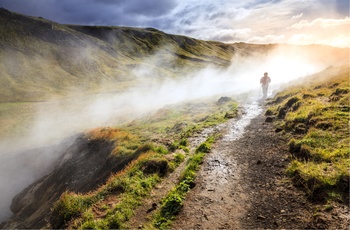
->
{"left": 50, "top": 97, "right": 238, "bottom": 229}
{"left": 152, "top": 135, "right": 218, "bottom": 229}
{"left": 266, "top": 65, "right": 349, "bottom": 202}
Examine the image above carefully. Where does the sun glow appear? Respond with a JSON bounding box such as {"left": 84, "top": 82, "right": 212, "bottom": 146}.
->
{"left": 264, "top": 55, "right": 321, "bottom": 84}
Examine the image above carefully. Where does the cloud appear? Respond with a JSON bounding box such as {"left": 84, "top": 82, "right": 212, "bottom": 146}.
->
{"left": 290, "top": 17, "right": 350, "bottom": 29}
{"left": 287, "top": 17, "right": 350, "bottom": 47}
{"left": 291, "top": 13, "right": 303, "bottom": 20}
{"left": 246, "top": 34, "right": 286, "bottom": 44}
{"left": 288, "top": 33, "right": 350, "bottom": 48}
{"left": 198, "top": 28, "right": 252, "bottom": 42}
{"left": 0, "top": 0, "right": 179, "bottom": 26}
{"left": 288, "top": 33, "right": 314, "bottom": 44}
{"left": 0, "top": 0, "right": 349, "bottom": 47}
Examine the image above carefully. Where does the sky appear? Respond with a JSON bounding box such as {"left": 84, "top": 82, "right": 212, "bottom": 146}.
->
{"left": 0, "top": 0, "right": 349, "bottom": 47}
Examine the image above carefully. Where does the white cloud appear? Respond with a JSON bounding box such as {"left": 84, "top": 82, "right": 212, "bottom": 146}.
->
{"left": 291, "top": 13, "right": 303, "bottom": 20}
{"left": 246, "top": 34, "right": 286, "bottom": 44}
{"left": 286, "top": 16, "right": 350, "bottom": 47}
{"left": 290, "top": 17, "right": 350, "bottom": 29}
{"left": 288, "top": 33, "right": 315, "bottom": 45}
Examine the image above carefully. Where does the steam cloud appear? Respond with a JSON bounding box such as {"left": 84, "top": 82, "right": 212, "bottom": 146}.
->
{"left": 0, "top": 44, "right": 340, "bottom": 222}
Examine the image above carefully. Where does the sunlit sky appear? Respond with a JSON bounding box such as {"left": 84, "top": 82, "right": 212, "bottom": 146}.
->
{"left": 0, "top": 0, "right": 349, "bottom": 47}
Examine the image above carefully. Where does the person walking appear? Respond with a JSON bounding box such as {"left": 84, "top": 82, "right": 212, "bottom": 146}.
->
{"left": 260, "top": 72, "right": 271, "bottom": 99}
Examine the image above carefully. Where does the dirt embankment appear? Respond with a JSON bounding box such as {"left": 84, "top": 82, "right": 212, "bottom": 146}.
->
{"left": 173, "top": 105, "right": 349, "bottom": 229}
{"left": 0, "top": 134, "right": 141, "bottom": 229}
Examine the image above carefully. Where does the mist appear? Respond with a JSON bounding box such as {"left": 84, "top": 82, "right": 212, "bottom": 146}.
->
{"left": 0, "top": 44, "right": 337, "bottom": 222}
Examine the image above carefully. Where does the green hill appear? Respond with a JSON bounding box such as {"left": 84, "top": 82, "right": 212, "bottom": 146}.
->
{"left": 0, "top": 8, "right": 236, "bottom": 103}
{"left": 0, "top": 7, "right": 348, "bottom": 141}
{"left": 1, "top": 7, "right": 348, "bottom": 103}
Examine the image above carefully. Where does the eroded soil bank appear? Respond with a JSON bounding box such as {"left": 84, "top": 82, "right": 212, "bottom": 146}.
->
{"left": 173, "top": 102, "right": 349, "bottom": 229}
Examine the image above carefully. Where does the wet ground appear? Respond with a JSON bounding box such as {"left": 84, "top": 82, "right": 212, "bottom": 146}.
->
{"left": 173, "top": 100, "right": 350, "bottom": 229}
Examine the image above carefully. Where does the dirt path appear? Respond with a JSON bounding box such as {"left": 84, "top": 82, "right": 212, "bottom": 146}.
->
{"left": 173, "top": 102, "right": 349, "bottom": 229}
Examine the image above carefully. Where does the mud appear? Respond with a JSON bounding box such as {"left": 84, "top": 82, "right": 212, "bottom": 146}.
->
{"left": 173, "top": 101, "right": 349, "bottom": 229}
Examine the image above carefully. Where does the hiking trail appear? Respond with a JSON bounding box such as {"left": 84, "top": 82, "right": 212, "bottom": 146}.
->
{"left": 173, "top": 99, "right": 349, "bottom": 229}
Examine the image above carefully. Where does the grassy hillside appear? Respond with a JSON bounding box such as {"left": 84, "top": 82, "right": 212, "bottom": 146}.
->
{"left": 51, "top": 98, "right": 237, "bottom": 229}
{"left": 1, "top": 8, "right": 348, "bottom": 103}
{"left": 68, "top": 25, "right": 234, "bottom": 69}
{"left": 0, "top": 8, "right": 348, "bottom": 141}
{"left": 2, "top": 96, "right": 238, "bottom": 229}
{"left": 265, "top": 65, "right": 349, "bottom": 202}
{"left": 0, "top": 8, "right": 236, "bottom": 103}
{"left": 0, "top": 8, "right": 127, "bottom": 102}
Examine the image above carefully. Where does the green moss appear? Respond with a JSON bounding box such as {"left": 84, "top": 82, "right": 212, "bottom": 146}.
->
{"left": 152, "top": 133, "right": 219, "bottom": 229}
{"left": 269, "top": 65, "right": 349, "bottom": 202}
{"left": 50, "top": 193, "right": 95, "bottom": 229}
{"left": 50, "top": 96, "right": 237, "bottom": 229}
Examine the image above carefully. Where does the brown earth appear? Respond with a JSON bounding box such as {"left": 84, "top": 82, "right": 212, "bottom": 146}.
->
{"left": 0, "top": 135, "right": 144, "bottom": 229}
{"left": 172, "top": 105, "right": 349, "bottom": 229}
{"left": 1, "top": 102, "right": 349, "bottom": 229}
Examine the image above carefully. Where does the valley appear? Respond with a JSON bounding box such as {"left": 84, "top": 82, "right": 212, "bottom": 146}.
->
{"left": 0, "top": 7, "right": 349, "bottom": 229}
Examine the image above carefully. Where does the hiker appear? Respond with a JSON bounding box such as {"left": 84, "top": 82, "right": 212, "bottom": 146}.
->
{"left": 260, "top": 72, "right": 271, "bottom": 99}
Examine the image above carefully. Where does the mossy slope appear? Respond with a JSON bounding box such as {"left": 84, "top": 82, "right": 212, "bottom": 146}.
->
{"left": 0, "top": 8, "right": 234, "bottom": 103}
{"left": 266, "top": 65, "right": 349, "bottom": 202}
{"left": 1, "top": 8, "right": 348, "bottom": 103}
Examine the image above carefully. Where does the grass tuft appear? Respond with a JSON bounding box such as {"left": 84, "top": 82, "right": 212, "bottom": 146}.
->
{"left": 267, "top": 65, "right": 349, "bottom": 202}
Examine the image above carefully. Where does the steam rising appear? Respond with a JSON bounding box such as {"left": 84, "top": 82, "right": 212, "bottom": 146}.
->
{"left": 0, "top": 44, "right": 341, "bottom": 222}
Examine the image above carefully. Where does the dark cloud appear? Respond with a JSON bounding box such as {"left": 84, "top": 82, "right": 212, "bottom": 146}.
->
{"left": 0, "top": 0, "right": 178, "bottom": 26}
{"left": 313, "top": 0, "right": 349, "bottom": 17}
{"left": 211, "top": 33, "right": 236, "bottom": 42}
{"left": 244, "top": 0, "right": 283, "bottom": 9}
{"left": 121, "top": 0, "right": 178, "bottom": 16}
{"left": 0, "top": 0, "right": 348, "bottom": 46}
{"left": 335, "top": 0, "right": 349, "bottom": 17}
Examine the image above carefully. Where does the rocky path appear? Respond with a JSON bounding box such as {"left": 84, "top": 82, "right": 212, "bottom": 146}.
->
{"left": 173, "top": 102, "right": 350, "bottom": 229}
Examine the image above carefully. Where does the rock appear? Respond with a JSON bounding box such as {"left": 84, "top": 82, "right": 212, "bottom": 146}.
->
{"left": 265, "top": 109, "right": 274, "bottom": 116}
{"left": 265, "top": 116, "right": 274, "bottom": 122}
{"left": 146, "top": 203, "right": 158, "bottom": 213}
{"left": 275, "top": 127, "right": 283, "bottom": 133}
{"left": 225, "top": 112, "right": 236, "bottom": 119}
{"left": 141, "top": 159, "right": 169, "bottom": 176}
{"left": 217, "top": 96, "right": 232, "bottom": 105}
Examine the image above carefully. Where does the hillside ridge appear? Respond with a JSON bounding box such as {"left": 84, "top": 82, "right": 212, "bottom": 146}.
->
{"left": 0, "top": 8, "right": 235, "bottom": 102}
{"left": 1, "top": 8, "right": 348, "bottom": 102}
